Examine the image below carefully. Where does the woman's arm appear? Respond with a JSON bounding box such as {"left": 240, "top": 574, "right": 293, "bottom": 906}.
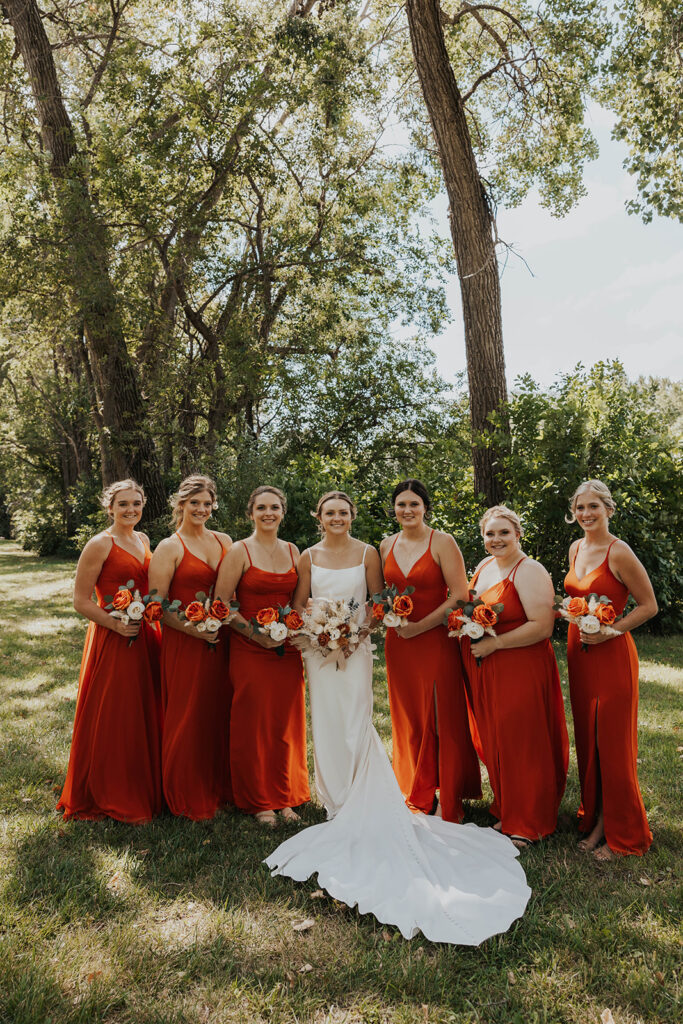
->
{"left": 292, "top": 549, "right": 312, "bottom": 613}
{"left": 364, "top": 546, "right": 384, "bottom": 597}
{"left": 474, "top": 559, "right": 555, "bottom": 659}
{"left": 149, "top": 537, "right": 219, "bottom": 645}
{"left": 73, "top": 535, "right": 140, "bottom": 639}
{"left": 397, "top": 533, "right": 468, "bottom": 640}
{"left": 581, "top": 541, "right": 658, "bottom": 644}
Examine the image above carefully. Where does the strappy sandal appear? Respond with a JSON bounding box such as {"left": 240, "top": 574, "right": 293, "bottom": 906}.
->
{"left": 279, "top": 807, "right": 301, "bottom": 823}
{"left": 509, "top": 835, "right": 538, "bottom": 849}
{"left": 254, "top": 810, "right": 278, "bottom": 828}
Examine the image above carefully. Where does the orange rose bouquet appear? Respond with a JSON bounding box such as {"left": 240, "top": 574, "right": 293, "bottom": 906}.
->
{"left": 554, "top": 592, "right": 620, "bottom": 650}
{"left": 163, "top": 589, "right": 238, "bottom": 651}
{"left": 444, "top": 592, "right": 504, "bottom": 665}
{"left": 250, "top": 603, "right": 304, "bottom": 655}
{"left": 369, "top": 584, "right": 415, "bottom": 633}
{"left": 103, "top": 581, "right": 162, "bottom": 646}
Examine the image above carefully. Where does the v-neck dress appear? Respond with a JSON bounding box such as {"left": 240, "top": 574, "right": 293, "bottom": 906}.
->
{"left": 57, "top": 535, "right": 162, "bottom": 823}
{"left": 564, "top": 541, "right": 651, "bottom": 854}
{"left": 384, "top": 531, "right": 481, "bottom": 822}
{"left": 462, "top": 557, "right": 568, "bottom": 840}
{"left": 160, "top": 532, "right": 233, "bottom": 820}
{"left": 228, "top": 542, "right": 309, "bottom": 814}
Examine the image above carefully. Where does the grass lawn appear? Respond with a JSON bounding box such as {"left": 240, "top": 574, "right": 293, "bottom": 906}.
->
{"left": 0, "top": 538, "right": 680, "bottom": 1024}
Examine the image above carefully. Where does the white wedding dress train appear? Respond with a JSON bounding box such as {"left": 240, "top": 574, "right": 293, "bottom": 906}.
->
{"left": 265, "top": 557, "right": 531, "bottom": 945}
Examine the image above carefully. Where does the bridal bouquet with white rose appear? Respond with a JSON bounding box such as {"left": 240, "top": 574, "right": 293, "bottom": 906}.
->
{"left": 370, "top": 584, "right": 415, "bottom": 633}
{"left": 445, "top": 594, "right": 504, "bottom": 665}
{"left": 103, "top": 581, "right": 163, "bottom": 646}
{"left": 554, "top": 592, "right": 620, "bottom": 650}
{"left": 291, "top": 597, "right": 367, "bottom": 671}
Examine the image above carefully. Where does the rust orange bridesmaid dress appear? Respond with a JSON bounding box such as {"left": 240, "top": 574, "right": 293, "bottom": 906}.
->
{"left": 462, "top": 557, "right": 569, "bottom": 840}
{"left": 161, "top": 533, "right": 233, "bottom": 819}
{"left": 384, "top": 530, "right": 481, "bottom": 822}
{"left": 564, "top": 540, "right": 652, "bottom": 854}
{"left": 58, "top": 537, "right": 162, "bottom": 822}
{"left": 229, "top": 543, "right": 310, "bottom": 813}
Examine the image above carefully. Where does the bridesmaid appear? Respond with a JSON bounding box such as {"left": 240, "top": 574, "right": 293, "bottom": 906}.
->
{"left": 462, "top": 505, "right": 569, "bottom": 847}
{"left": 58, "top": 479, "right": 162, "bottom": 822}
{"left": 148, "top": 474, "right": 233, "bottom": 820}
{"left": 564, "top": 480, "right": 657, "bottom": 860}
{"left": 216, "top": 486, "right": 310, "bottom": 828}
{"left": 380, "top": 479, "right": 481, "bottom": 823}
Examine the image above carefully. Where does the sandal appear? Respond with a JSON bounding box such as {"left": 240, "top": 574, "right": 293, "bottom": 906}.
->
{"left": 508, "top": 835, "right": 538, "bottom": 849}
{"left": 279, "top": 807, "right": 301, "bottom": 823}
{"left": 254, "top": 810, "right": 278, "bottom": 828}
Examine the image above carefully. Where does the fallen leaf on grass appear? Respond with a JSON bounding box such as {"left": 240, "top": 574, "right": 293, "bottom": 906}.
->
{"left": 298, "top": 963, "right": 313, "bottom": 974}
{"left": 107, "top": 871, "right": 124, "bottom": 892}
{"left": 655, "top": 971, "right": 665, "bottom": 985}
{"left": 507, "top": 971, "right": 516, "bottom": 985}
{"left": 382, "top": 930, "right": 392, "bottom": 942}
{"left": 202, "top": 839, "right": 211, "bottom": 845}
{"left": 137, "top": 849, "right": 149, "bottom": 858}
{"left": 601, "top": 1011, "right": 615, "bottom": 1024}
{"left": 309, "top": 889, "right": 325, "bottom": 899}
{"left": 292, "top": 918, "right": 315, "bottom": 932}
{"left": 639, "top": 877, "right": 651, "bottom": 886}
{"left": 85, "top": 971, "right": 102, "bottom": 984}
{"left": 21, "top": 797, "right": 32, "bottom": 803}
{"left": 421, "top": 1005, "right": 429, "bottom": 1022}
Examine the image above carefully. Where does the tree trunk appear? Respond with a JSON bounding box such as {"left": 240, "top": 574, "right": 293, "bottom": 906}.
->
{"left": 3, "top": 0, "right": 167, "bottom": 520}
{"left": 405, "top": 0, "right": 508, "bottom": 504}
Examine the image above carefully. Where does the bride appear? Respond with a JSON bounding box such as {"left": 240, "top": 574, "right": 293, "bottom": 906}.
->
{"left": 265, "top": 490, "right": 530, "bottom": 945}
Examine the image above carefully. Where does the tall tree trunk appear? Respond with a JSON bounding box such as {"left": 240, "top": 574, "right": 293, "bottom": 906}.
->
{"left": 405, "top": 0, "right": 508, "bottom": 504}
{"left": 3, "top": 0, "right": 166, "bottom": 520}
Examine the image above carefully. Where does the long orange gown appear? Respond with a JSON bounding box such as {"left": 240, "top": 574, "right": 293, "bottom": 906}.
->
{"left": 58, "top": 537, "right": 162, "bottom": 823}
{"left": 229, "top": 543, "right": 310, "bottom": 813}
{"left": 161, "top": 532, "right": 233, "bottom": 820}
{"left": 564, "top": 541, "right": 652, "bottom": 854}
{"left": 462, "top": 557, "right": 569, "bottom": 840}
{"left": 384, "top": 531, "right": 481, "bottom": 822}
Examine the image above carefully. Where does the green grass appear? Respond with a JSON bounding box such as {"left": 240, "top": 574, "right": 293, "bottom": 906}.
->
{"left": 0, "top": 538, "right": 681, "bottom": 1024}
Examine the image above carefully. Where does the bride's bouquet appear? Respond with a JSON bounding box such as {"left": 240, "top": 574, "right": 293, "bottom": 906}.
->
{"left": 370, "top": 584, "right": 415, "bottom": 633}
{"left": 554, "top": 593, "right": 620, "bottom": 650}
{"left": 251, "top": 604, "right": 305, "bottom": 655}
{"left": 103, "top": 581, "right": 163, "bottom": 646}
{"left": 445, "top": 593, "right": 503, "bottom": 665}
{"left": 291, "top": 597, "right": 367, "bottom": 671}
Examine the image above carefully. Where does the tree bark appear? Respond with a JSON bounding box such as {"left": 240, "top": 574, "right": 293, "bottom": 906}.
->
{"left": 3, "top": 0, "right": 167, "bottom": 520}
{"left": 405, "top": 0, "right": 508, "bottom": 504}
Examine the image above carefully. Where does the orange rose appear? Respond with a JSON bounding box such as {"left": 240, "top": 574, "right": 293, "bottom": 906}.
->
{"left": 447, "top": 608, "right": 464, "bottom": 631}
{"left": 567, "top": 597, "right": 589, "bottom": 617}
{"left": 471, "top": 603, "right": 498, "bottom": 628}
{"left": 185, "top": 601, "right": 207, "bottom": 622}
{"left": 595, "top": 602, "right": 616, "bottom": 626}
{"left": 284, "top": 610, "right": 304, "bottom": 630}
{"left": 210, "top": 599, "right": 230, "bottom": 621}
{"left": 372, "top": 603, "right": 386, "bottom": 620}
{"left": 112, "top": 589, "right": 133, "bottom": 611}
{"left": 393, "top": 595, "right": 414, "bottom": 617}
{"left": 143, "top": 600, "right": 163, "bottom": 623}
{"left": 256, "top": 606, "right": 279, "bottom": 626}
{"left": 318, "top": 631, "right": 331, "bottom": 647}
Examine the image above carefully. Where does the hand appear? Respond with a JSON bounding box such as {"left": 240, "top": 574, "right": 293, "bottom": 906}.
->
{"left": 111, "top": 618, "right": 141, "bottom": 639}
{"left": 470, "top": 635, "right": 499, "bottom": 659}
{"left": 579, "top": 630, "right": 613, "bottom": 646}
{"left": 396, "top": 620, "right": 420, "bottom": 639}
{"left": 186, "top": 624, "right": 220, "bottom": 644}
{"left": 252, "top": 631, "right": 284, "bottom": 650}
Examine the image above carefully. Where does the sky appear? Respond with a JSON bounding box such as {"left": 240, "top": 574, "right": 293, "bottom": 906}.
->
{"left": 416, "top": 105, "right": 682, "bottom": 390}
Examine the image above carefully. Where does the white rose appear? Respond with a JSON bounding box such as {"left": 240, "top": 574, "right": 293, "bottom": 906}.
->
{"left": 578, "top": 614, "right": 600, "bottom": 634}
{"left": 127, "top": 601, "right": 145, "bottom": 621}
{"left": 327, "top": 618, "right": 342, "bottom": 629}
{"left": 269, "top": 622, "right": 288, "bottom": 642}
{"left": 204, "top": 617, "right": 221, "bottom": 633}
{"left": 313, "top": 623, "right": 324, "bottom": 634}
{"left": 312, "top": 607, "right": 328, "bottom": 625}
{"left": 327, "top": 627, "right": 341, "bottom": 640}
{"left": 463, "top": 620, "right": 485, "bottom": 640}
{"left": 562, "top": 596, "right": 572, "bottom": 609}
{"left": 196, "top": 621, "right": 207, "bottom": 633}
{"left": 328, "top": 639, "right": 339, "bottom": 649}
{"left": 383, "top": 611, "right": 401, "bottom": 628}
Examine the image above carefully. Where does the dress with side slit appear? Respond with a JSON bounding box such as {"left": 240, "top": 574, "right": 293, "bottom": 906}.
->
{"left": 564, "top": 540, "right": 651, "bottom": 854}
{"left": 383, "top": 530, "right": 481, "bottom": 821}
{"left": 160, "top": 532, "right": 233, "bottom": 820}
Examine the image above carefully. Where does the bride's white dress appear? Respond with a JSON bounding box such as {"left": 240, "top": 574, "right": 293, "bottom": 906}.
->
{"left": 265, "top": 556, "right": 531, "bottom": 945}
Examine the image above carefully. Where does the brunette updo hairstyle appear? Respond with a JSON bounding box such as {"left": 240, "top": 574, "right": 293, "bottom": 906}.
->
{"left": 391, "top": 479, "right": 432, "bottom": 521}
{"left": 566, "top": 479, "right": 616, "bottom": 523}
{"left": 311, "top": 490, "right": 358, "bottom": 535}
{"left": 100, "top": 479, "right": 146, "bottom": 520}
{"left": 479, "top": 505, "right": 524, "bottom": 538}
{"left": 246, "top": 485, "right": 287, "bottom": 517}
{"left": 169, "top": 474, "right": 218, "bottom": 529}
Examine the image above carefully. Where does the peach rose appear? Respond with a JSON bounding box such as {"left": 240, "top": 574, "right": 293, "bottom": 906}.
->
{"left": 447, "top": 608, "right": 464, "bottom": 631}
{"left": 284, "top": 610, "right": 304, "bottom": 630}
{"left": 393, "top": 595, "right": 414, "bottom": 617}
{"left": 567, "top": 596, "right": 590, "bottom": 617}
{"left": 372, "top": 603, "right": 386, "bottom": 620}
{"left": 595, "top": 602, "right": 616, "bottom": 626}
{"left": 112, "top": 589, "right": 133, "bottom": 611}
{"left": 185, "top": 601, "right": 207, "bottom": 622}
{"left": 472, "top": 603, "right": 498, "bottom": 628}
{"left": 209, "top": 599, "right": 230, "bottom": 621}
{"left": 143, "top": 600, "right": 163, "bottom": 623}
{"left": 255, "top": 606, "right": 279, "bottom": 627}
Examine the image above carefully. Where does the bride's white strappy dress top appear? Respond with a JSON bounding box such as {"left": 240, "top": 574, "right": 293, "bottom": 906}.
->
{"left": 266, "top": 552, "right": 531, "bottom": 945}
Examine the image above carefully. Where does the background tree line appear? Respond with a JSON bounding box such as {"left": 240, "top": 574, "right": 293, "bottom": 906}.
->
{"left": 0, "top": 1, "right": 681, "bottom": 626}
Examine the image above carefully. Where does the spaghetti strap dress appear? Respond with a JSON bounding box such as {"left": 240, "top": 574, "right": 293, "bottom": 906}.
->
{"left": 564, "top": 541, "right": 652, "bottom": 854}
{"left": 228, "top": 542, "right": 309, "bottom": 813}
{"left": 462, "top": 557, "right": 569, "bottom": 840}
{"left": 57, "top": 536, "right": 162, "bottom": 823}
{"left": 160, "top": 532, "right": 233, "bottom": 820}
{"left": 384, "top": 531, "right": 481, "bottom": 821}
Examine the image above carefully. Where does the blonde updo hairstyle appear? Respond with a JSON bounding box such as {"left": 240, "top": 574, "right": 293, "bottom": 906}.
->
{"left": 101, "top": 479, "right": 146, "bottom": 520}
{"left": 566, "top": 479, "right": 616, "bottom": 523}
{"left": 479, "top": 504, "right": 524, "bottom": 539}
{"left": 246, "top": 485, "right": 287, "bottom": 518}
{"left": 311, "top": 490, "right": 357, "bottom": 535}
{"left": 170, "top": 474, "right": 218, "bottom": 529}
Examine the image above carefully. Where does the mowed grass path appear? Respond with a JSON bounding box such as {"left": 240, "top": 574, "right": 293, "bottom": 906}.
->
{"left": 0, "top": 539, "right": 680, "bottom": 1024}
